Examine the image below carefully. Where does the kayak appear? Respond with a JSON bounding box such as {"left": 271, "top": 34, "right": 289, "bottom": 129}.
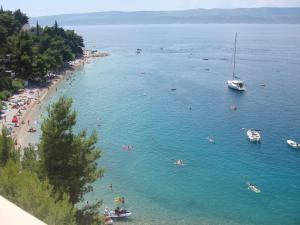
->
{"left": 287, "top": 140, "right": 300, "bottom": 149}
{"left": 109, "top": 211, "right": 132, "bottom": 218}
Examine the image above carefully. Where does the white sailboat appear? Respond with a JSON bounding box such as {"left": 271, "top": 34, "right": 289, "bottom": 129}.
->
{"left": 227, "top": 33, "right": 246, "bottom": 91}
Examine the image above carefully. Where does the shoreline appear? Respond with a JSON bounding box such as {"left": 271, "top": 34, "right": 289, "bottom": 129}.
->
{"left": 0, "top": 49, "right": 109, "bottom": 148}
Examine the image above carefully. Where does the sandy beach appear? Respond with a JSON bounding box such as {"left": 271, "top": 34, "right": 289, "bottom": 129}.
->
{"left": 0, "top": 50, "right": 109, "bottom": 148}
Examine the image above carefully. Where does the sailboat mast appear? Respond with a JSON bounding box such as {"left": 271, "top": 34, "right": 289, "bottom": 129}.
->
{"left": 233, "top": 32, "right": 237, "bottom": 79}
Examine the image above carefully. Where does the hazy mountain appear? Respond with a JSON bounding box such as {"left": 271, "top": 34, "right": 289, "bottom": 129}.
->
{"left": 30, "top": 8, "right": 300, "bottom": 25}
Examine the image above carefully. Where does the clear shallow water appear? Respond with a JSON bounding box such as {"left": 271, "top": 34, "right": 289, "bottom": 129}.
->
{"left": 37, "top": 24, "right": 300, "bottom": 225}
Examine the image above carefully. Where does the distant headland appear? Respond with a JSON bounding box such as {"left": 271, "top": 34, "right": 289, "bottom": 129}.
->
{"left": 30, "top": 7, "right": 300, "bottom": 25}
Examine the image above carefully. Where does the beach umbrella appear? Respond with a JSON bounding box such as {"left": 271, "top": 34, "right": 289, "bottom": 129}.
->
{"left": 11, "top": 116, "right": 18, "bottom": 123}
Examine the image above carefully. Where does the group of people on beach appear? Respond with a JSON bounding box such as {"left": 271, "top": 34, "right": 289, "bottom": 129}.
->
{"left": 0, "top": 88, "right": 41, "bottom": 144}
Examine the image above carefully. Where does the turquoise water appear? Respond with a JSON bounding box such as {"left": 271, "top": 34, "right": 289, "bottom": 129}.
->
{"left": 39, "top": 24, "right": 300, "bottom": 225}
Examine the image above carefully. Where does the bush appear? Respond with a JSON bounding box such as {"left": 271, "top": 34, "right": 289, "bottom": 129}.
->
{"left": 0, "top": 77, "right": 13, "bottom": 91}
{"left": 0, "top": 90, "right": 11, "bottom": 101}
{"left": 0, "top": 161, "right": 77, "bottom": 225}
{"left": 12, "top": 79, "right": 24, "bottom": 90}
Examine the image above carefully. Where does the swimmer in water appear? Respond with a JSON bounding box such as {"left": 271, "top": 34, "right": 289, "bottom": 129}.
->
{"left": 175, "top": 160, "right": 184, "bottom": 166}
{"left": 207, "top": 136, "right": 215, "bottom": 144}
{"left": 231, "top": 104, "right": 237, "bottom": 111}
{"left": 97, "top": 117, "right": 101, "bottom": 127}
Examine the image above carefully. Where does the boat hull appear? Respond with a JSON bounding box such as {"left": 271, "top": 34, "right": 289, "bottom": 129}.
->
{"left": 248, "top": 186, "right": 261, "bottom": 193}
{"left": 109, "top": 211, "right": 132, "bottom": 218}
{"left": 227, "top": 80, "right": 245, "bottom": 91}
{"left": 247, "top": 129, "right": 261, "bottom": 142}
{"left": 287, "top": 140, "right": 300, "bottom": 148}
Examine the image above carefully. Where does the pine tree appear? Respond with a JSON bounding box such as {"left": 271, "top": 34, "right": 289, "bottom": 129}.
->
{"left": 0, "top": 5, "right": 3, "bottom": 13}
{"left": 36, "top": 20, "right": 40, "bottom": 36}
{"left": 54, "top": 20, "right": 58, "bottom": 34}
{"left": 0, "top": 128, "right": 16, "bottom": 166}
{"left": 39, "top": 97, "right": 103, "bottom": 205}
{"left": 22, "top": 144, "right": 40, "bottom": 174}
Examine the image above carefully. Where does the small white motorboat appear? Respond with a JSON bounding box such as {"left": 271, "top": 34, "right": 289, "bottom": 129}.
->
{"left": 247, "top": 129, "right": 261, "bottom": 142}
{"left": 108, "top": 210, "right": 132, "bottom": 218}
{"left": 248, "top": 184, "right": 261, "bottom": 193}
{"left": 287, "top": 140, "right": 300, "bottom": 149}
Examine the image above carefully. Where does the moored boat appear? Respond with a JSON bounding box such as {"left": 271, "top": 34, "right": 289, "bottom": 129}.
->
{"left": 287, "top": 140, "right": 300, "bottom": 148}
{"left": 105, "top": 207, "right": 132, "bottom": 219}
{"left": 227, "top": 33, "right": 246, "bottom": 91}
{"left": 247, "top": 183, "right": 261, "bottom": 193}
{"left": 227, "top": 80, "right": 245, "bottom": 91}
{"left": 108, "top": 210, "right": 132, "bottom": 218}
{"left": 247, "top": 129, "right": 261, "bottom": 142}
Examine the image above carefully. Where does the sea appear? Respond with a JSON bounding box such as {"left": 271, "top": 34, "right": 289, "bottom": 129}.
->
{"left": 33, "top": 24, "right": 300, "bottom": 225}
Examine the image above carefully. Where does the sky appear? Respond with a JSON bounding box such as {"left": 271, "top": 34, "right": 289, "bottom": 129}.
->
{"left": 1, "top": 0, "right": 300, "bottom": 16}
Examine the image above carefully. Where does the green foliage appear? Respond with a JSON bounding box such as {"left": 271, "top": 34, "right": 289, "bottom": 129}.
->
{"left": 36, "top": 20, "right": 40, "bottom": 36}
{"left": 0, "top": 77, "right": 23, "bottom": 99}
{"left": 0, "top": 126, "right": 79, "bottom": 225}
{"left": 0, "top": 127, "right": 18, "bottom": 166}
{"left": 21, "top": 144, "right": 41, "bottom": 174}
{"left": 54, "top": 20, "right": 58, "bottom": 34}
{"left": 0, "top": 8, "right": 84, "bottom": 80}
{"left": 7, "top": 32, "right": 34, "bottom": 78}
{"left": 39, "top": 96, "right": 103, "bottom": 205}
{"left": 0, "top": 96, "right": 105, "bottom": 225}
{"left": 0, "top": 90, "right": 11, "bottom": 100}
{"left": 32, "top": 54, "right": 50, "bottom": 77}
{"left": 71, "top": 129, "right": 103, "bottom": 202}
{"left": 0, "top": 25, "right": 7, "bottom": 51}
{"left": 76, "top": 201, "right": 104, "bottom": 225}
{"left": 0, "top": 76, "right": 13, "bottom": 91}
{"left": 64, "top": 29, "right": 84, "bottom": 55}
{"left": 0, "top": 11, "right": 19, "bottom": 35}
{"left": 0, "top": 161, "right": 77, "bottom": 225}
{"left": 12, "top": 78, "right": 24, "bottom": 90}
{"left": 13, "top": 9, "right": 28, "bottom": 28}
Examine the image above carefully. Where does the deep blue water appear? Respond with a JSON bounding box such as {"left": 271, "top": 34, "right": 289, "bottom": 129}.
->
{"left": 40, "top": 24, "right": 300, "bottom": 224}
